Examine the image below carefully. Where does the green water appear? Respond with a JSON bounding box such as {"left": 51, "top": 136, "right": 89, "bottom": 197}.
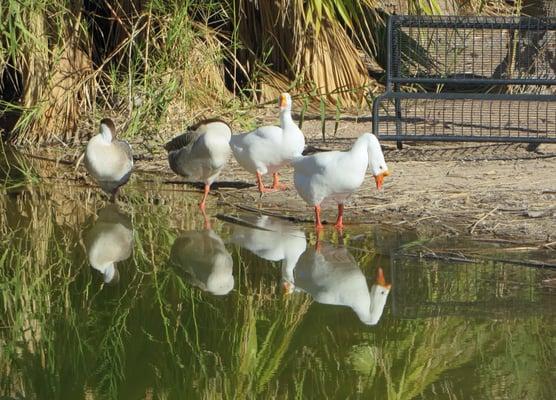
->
{"left": 1, "top": 151, "right": 555, "bottom": 399}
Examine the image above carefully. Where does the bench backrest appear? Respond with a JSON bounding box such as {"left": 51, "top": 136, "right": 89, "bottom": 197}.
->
{"left": 387, "top": 15, "right": 556, "bottom": 89}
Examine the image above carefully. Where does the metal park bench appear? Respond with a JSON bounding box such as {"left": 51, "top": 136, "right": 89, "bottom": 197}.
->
{"left": 371, "top": 15, "right": 556, "bottom": 145}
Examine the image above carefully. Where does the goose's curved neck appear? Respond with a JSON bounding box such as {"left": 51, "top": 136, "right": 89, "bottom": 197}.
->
{"left": 350, "top": 134, "right": 370, "bottom": 155}
{"left": 280, "top": 109, "right": 296, "bottom": 130}
{"left": 100, "top": 124, "right": 113, "bottom": 143}
{"left": 281, "top": 260, "right": 295, "bottom": 283}
{"left": 93, "top": 261, "right": 116, "bottom": 283}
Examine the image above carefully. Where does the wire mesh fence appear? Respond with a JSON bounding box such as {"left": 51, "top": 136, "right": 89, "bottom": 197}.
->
{"left": 374, "top": 15, "right": 556, "bottom": 143}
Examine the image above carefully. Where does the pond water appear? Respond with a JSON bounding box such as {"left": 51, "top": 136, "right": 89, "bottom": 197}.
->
{"left": 1, "top": 151, "right": 555, "bottom": 399}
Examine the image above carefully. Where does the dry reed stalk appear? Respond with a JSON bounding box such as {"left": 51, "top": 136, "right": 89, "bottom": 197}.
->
{"left": 458, "top": 0, "right": 514, "bottom": 15}
{"left": 12, "top": 5, "right": 93, "bottom": 144}
{"left": 235, "top": 0, "right": 381, "bottom": 108}
{"left": 296, "top": 20, "right": 372, "bottom": 107}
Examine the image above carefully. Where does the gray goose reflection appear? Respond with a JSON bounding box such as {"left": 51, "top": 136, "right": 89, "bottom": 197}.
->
{"left": 169, "top": 229, "right": 234, "bottom": 296}
{"left": 84, "top": 204, "right": 133, "bottom": 284}
{"left": 283, "top": 242, "right": 391, "bottom": 326}
{"left": 230, "top": 215, "right": 307, "bottom": 276}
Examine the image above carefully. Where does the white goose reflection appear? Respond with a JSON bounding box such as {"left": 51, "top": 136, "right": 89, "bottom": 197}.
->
{"left": 84, "top": 204, "right": 133, "bottom": 284}
{"left": 169, "top": 229, "right": 234, "bottom": 296}
{"left": 283, "top": 242, "right": 391, "bottom": 326}
{"left": 230, "top": 215, "right": 307, "bottom": 275}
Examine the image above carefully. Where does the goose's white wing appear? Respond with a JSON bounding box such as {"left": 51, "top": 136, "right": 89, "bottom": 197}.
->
{"left": 231, "top": 125, "right": 289, "bottom": 174}
{"left": 294, "top": 150, "right": 366, "bottom": 205}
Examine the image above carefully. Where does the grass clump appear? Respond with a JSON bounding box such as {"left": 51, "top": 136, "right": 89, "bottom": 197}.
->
{"left": 0, "top": 1, "right": 239, "bottom": 145}
{"left": 0, "top": 0, "right": 526, "bottom": 145}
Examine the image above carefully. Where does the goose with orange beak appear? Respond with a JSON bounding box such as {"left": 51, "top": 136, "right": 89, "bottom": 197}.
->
{"left": 281, "top": 240, "right": 392, "bottom": 326}
{"left": 367, "top": 267, "right": 392, "bottom": 325}
{"left": 292, "top": 133, "right": 389, "bottom": 230}
{"left": 230, "top": 93, "right": 305, "bottom": 193}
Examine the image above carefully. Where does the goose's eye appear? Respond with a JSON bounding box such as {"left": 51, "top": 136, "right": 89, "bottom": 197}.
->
{"left": 379, "top": 166, "right": 384, "bottom": 170}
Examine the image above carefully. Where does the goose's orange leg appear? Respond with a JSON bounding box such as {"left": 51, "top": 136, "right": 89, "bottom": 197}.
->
{"left": 315, "top": 227, "right": 323, "bottom": 251}
{"left": 199, "top": 183, "right": 212, "bottom": 229}
{"left": 314, "top": 205, "right": 324, "bottom": 230}
{"left": 271, "top": 173, "right": 288, "bottom": 191}
{"left": 110, "top": 187, "right": 120, "bottom": 203}
{"left": 334, "top": 204, "right": 344, "bottom": 230}
{"left": 256, "top": 172, "right": 275, "bottom": 193}
{"left": 200, "top": 206, "right": 211, "bottom": 230}
{"left": 199, "top": 183, "right": 210, "bottom": 211}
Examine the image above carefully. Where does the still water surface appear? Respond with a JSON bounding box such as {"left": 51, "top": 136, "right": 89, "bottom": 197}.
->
{"left": 1, "top": 153, "right": 555, "bottom": 399}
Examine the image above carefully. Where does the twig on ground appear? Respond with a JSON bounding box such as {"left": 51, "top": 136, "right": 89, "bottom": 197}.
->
{"left": 20, "top": 152, "right": 75, "bottom": 166}
{"left": 231, "top": 203, "right": 314, "bottom": 223}
{"left": 402, "top": 251, "right": 556, "bottom": 270}
{"left": 215, "top": 214, "right": 274, "bottom": 231}
{"left": 74, "top": 152, "right": 85, "bottom": 172}
{"left": 469, "top": 206, "right": 499, "bottom": 234}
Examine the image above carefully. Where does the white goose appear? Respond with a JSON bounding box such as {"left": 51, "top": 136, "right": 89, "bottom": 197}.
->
{"left": 292, "top": 133, "right": 389, "bottom": 229}
{"left": 84, "top": 204, "right": 133, "bottom": 284}
{"left": 169, "top": 229, "right": 234, "bottom": 296}
{"left": 283, "top": 242, "right": 391, "bottom": 326}
{"left": 230, "top": 215, "right": 307, "bottom": 276}
{"left": 230, "top": 93, "right": 305, "bottom": 193}
{"left": 165, "top": 119, "right": 232, "bottom": 210}
{"left": 85, "top": 118, "right": 133, "bottom": 202}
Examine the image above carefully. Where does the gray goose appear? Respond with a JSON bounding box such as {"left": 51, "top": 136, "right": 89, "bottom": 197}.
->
{"left": 84, "top": 118, "right": 133, "bottom": 202}
{"left": 164, "top": 119, "right": 232, "bottom": 211}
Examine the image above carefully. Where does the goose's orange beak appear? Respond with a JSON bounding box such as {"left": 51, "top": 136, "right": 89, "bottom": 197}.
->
{"left": 282, "top": 280, "right": 295, "bottom": 295}
{"left": 279, "top": 94, "right": 287, "bottom": 109}
{"left": 376, "top": 267, "right": 392, "bottom": 289}
{"left": 373, "top": 170, "right": 390, "bottom": 190}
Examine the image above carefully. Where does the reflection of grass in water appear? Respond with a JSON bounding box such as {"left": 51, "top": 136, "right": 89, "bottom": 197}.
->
{"left": 0, "top": 189, "right": 88, "bottom": 398}
{"left": 376, "top": 318, "right": 490, "bottom": 399}
{"left": 0, "top": 145, "right": 39, "bottom": 190}
{"left": 474, "top": 317, "right": 556, "bottom": 400}
{"left": 152, "top": 244, "right": 312, "bottom": 398}
{"left": 283, "top": 252, "right": 555, "bottom": 399}
{"left": 290, "top": 315, "right": 554, "bottom": 399}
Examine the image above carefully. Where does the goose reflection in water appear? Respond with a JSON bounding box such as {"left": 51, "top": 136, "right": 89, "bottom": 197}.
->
{"left": 230, "top": 215, "right": 307, "bottom": 276}
{"left": 84, "top": 204, "right": 133, "bottom": 284}
{"left": 283, "top": 242, "right": 391, "bottom": 326}
{"left": 169, "top": 229, "right": 234, "bottom": 296}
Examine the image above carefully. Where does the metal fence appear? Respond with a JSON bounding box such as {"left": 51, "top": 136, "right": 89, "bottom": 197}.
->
{"left": 373, "top": 15, "right": 556, "bottom": 143}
